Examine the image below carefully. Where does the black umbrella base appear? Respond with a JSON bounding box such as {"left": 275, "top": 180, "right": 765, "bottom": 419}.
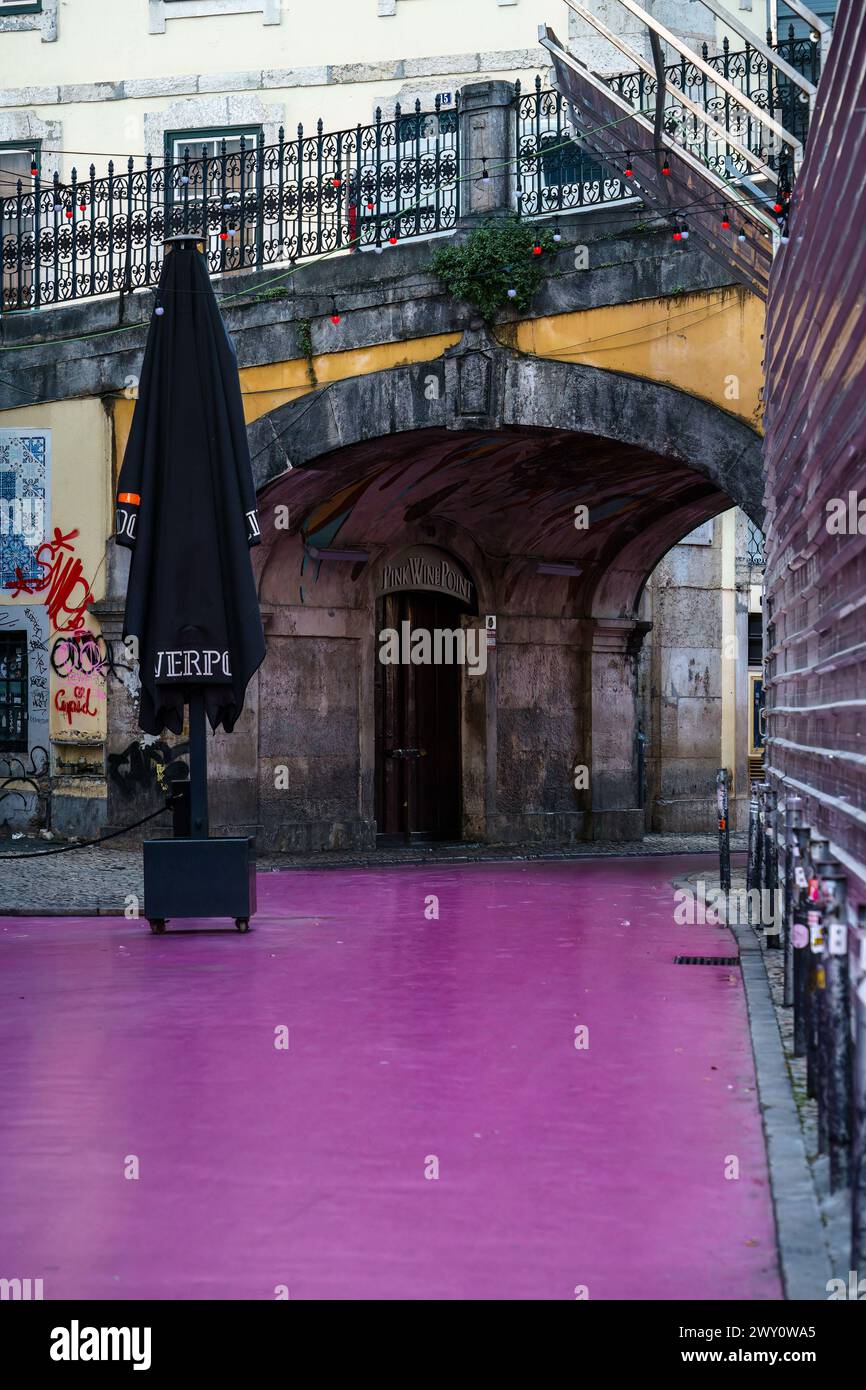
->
{"left": 143, "top": 837, "right": 256, "bottom": 933}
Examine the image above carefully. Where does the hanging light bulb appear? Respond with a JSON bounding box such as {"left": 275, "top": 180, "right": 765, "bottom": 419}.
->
{"left": 552, "top": 223, "right": 561, "bottom": 243}
{"left": 507, "top": 287, "right": 517, "bottom": 298}
{"left": 65, "top": 206, "right": 73, "bottom": 220}
{"left": 680, "top": 221, "right": 689, "bottom": 241}
{"left": 672, "top": 225, "right": 682, "bottom": 242}
{"left": 737, "top": 227, "right": 747, "bottom": 242}
{"left": 330, "top": 296, "right": 341, "bottom": 325}
{"left": 154, "top": 305, "right": 165, "bottom": 317}
{"left": 388, "top": 231, "right": 398, "bottom": 245}
{"left": 531, "top": 229, "right": 542, "bottom": 256}
{"left": 366, "top": 200, "right": 375, "bottom": 211}
{"left": 624, "top": 153, "right": 633, "bottom": 179}
{"left": 332, "top": 176, "right": 341, "bottom": 188}
{"left": 180, "top": 173, "right": 190, "bottom": 185}
{"left": 79, "top": 198, "right": 86, "bottom": 214}
{"left": 30, "top": 155, "right": 38, "bottom": 178}
{"left": 721, "top": 208, "right": 731, "bottom": 230}
{"left": 661, "top": 155, "right": 670, "bottom": 176}
{"left": 220, "top": 228, "right": 228, "bottom": 241}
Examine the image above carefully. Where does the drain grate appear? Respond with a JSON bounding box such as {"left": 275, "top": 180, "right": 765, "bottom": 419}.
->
{"left": 675, "top": 955, "right": 740, "bottom": 966}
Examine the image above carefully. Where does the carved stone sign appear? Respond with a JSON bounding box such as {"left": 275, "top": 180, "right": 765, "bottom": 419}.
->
{"left": 378, "top": 546, "right": 474, "bottom": 606}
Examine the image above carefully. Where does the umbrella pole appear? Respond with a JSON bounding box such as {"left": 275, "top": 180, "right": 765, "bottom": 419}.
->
{"left": 188, "top": 689, "right": 209, "bottom": 839}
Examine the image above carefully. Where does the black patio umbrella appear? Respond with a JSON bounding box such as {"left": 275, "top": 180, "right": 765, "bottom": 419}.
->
{"left": 115, "top": 234, "right": 266, "bottom": 931}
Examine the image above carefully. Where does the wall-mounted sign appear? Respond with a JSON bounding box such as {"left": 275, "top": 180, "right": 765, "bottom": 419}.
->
{"left": 379, "top": 546, "right": 474, "bottom": 607}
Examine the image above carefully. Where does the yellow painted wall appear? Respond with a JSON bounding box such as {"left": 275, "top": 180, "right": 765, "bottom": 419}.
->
{"left": 112, "top": 290, "right": 763, "bottom": 463}
{"left": 0, "top": 398, "right": 111, "bottom": 748}
{"left": 513, "top": 286, "right": 764, "bottom": 427}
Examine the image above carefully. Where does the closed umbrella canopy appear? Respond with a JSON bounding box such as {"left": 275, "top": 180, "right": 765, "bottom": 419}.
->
{"left": 115, "top": 237, "right": 265, "bottom": 735}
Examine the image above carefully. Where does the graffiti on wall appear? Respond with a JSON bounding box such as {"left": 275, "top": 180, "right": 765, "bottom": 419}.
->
{"left": 5, "top": 527, "right": 96, "bottom": 634}
{"left": 108, "top": 738, "right": 189, "bottom": 798}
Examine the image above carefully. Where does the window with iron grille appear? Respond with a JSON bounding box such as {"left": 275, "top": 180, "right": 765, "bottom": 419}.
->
{"left": 0, "top": 630, "right": 28, "bottom": 752}
{"left": 164, "top": 126, "right": 264, "bottom": 268}
{"left": 1, "top": 144, "right": 38, "bottom": 313}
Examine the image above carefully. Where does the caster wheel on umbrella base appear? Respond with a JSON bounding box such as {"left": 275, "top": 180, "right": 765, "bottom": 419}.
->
{"left": 235, "top": 917, "right": 250, "bottom": 933}
{"left": 148, "top": 918, "right": 167, "bottom": 934}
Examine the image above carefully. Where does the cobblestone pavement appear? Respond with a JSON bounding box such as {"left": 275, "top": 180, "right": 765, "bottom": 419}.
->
{"left": 0, "top": 832, "right": 746, "bottom": 915}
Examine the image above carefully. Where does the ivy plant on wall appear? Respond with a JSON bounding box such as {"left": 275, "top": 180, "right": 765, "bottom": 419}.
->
{"left": 429, "top": 217, "right": 556, "bottom": 324}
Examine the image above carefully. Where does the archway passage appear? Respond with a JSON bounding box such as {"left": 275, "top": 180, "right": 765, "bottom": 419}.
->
{"left": 245, "top": 351, "right": 765, "bottom": 852}
{"left": 375, "top": 589, "right": 465, "bottom": 844}
{"left": 249, "top": 412, "right": 750, "bottom": 853}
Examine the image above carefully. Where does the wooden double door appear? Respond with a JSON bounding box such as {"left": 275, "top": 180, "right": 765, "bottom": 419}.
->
{"left": 374, "top": 591, "right": 463, "bottom": 842}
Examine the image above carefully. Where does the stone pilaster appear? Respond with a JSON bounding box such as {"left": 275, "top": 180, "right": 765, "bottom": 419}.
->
{"left": 457, "top": 80, "right": 515, "bottom": 220}
{"left": 589, "top": 617, "right": 651, "bottom": 841}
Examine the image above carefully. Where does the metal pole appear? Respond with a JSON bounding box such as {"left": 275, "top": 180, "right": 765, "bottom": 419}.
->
{"left": 751, "top": 783, "right": 766, "bottom": 929}
{"left": 812, "top": 841, "right": 851, "bottom": 1192}
{"left": 791, "top": 823, "right": 811, "bottom": 1056}
{"left": 188, "top": 689, "right": 209, "bottom": 839}
{"left": 852, "top": 910, "right": 866, "bottom": 1275}
{"left": 747, "top": 781, "right": 759, "bottom": 899}
{"left": 782, "top": 796, "right": 802, "bottom": 1006}
{"left": 764, "top": 786, "right": 781, "bottom": 946}
{"left": 716, "top": 767, "right": 731, "bottom": 896}
{"left": 807, "top": 836, "right": 828, "bottom": 1154}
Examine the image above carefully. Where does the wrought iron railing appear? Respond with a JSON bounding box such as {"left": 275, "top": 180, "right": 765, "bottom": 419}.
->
{"left": 746, "top": 518, "right": 766, "bottom": 567}
{"left": 1, "top": 98, "right": 459, "bottom": 311}
{"left": 514, "top": 79, "right": 634, "bottom": 218}
{"left": 4, "top": 28, "right": 816, "bottom": 316}
{"left": 607, "top": 26, "right": 821, "bottom": 179}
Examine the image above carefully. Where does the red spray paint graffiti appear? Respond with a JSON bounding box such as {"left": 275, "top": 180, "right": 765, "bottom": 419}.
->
{"left": 5, "top": 527, "right": 95, "bottom": 633}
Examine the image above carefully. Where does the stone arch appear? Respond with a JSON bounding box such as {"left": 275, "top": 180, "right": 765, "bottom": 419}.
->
{"left": 247, "top": 327, "right": 764, "bottom": 526}
{"left": 246, "top": 334, "right": 764, "bottom": 848}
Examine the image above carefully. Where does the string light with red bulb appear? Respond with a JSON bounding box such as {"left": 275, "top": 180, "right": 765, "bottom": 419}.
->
{"left": 330, "top": 296, "right": 341, "bottom": 326}
{"left": 624, "top": 153, "right": 633, "bottom": 179}
{"left": 30, "top": 155, "right": 38, "bottom": 178}
{"left": 661, "top": 155, "right": 671, "bottom": 177}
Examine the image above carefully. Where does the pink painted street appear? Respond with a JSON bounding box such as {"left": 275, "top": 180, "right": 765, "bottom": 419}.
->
{"left": 0, "top": 856, "right": 780, "bottom": 1301}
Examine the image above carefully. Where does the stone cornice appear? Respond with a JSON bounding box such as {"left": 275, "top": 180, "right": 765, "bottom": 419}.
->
{"left": 0, "top": 47, "right": 548, "bottom": 108}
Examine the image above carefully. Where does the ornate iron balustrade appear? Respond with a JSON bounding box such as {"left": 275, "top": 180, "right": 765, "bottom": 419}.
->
{"left": 607, "top": 26, "right": 821, "bottom": 180}
{"left": 746, "top": 518, "right": 765, "bottom": 567}
{"left": 1, "top": 99, "right": 459, "bottom": 311}
{"left": 514, "top": 79, "right": 634, "bottom": 219}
